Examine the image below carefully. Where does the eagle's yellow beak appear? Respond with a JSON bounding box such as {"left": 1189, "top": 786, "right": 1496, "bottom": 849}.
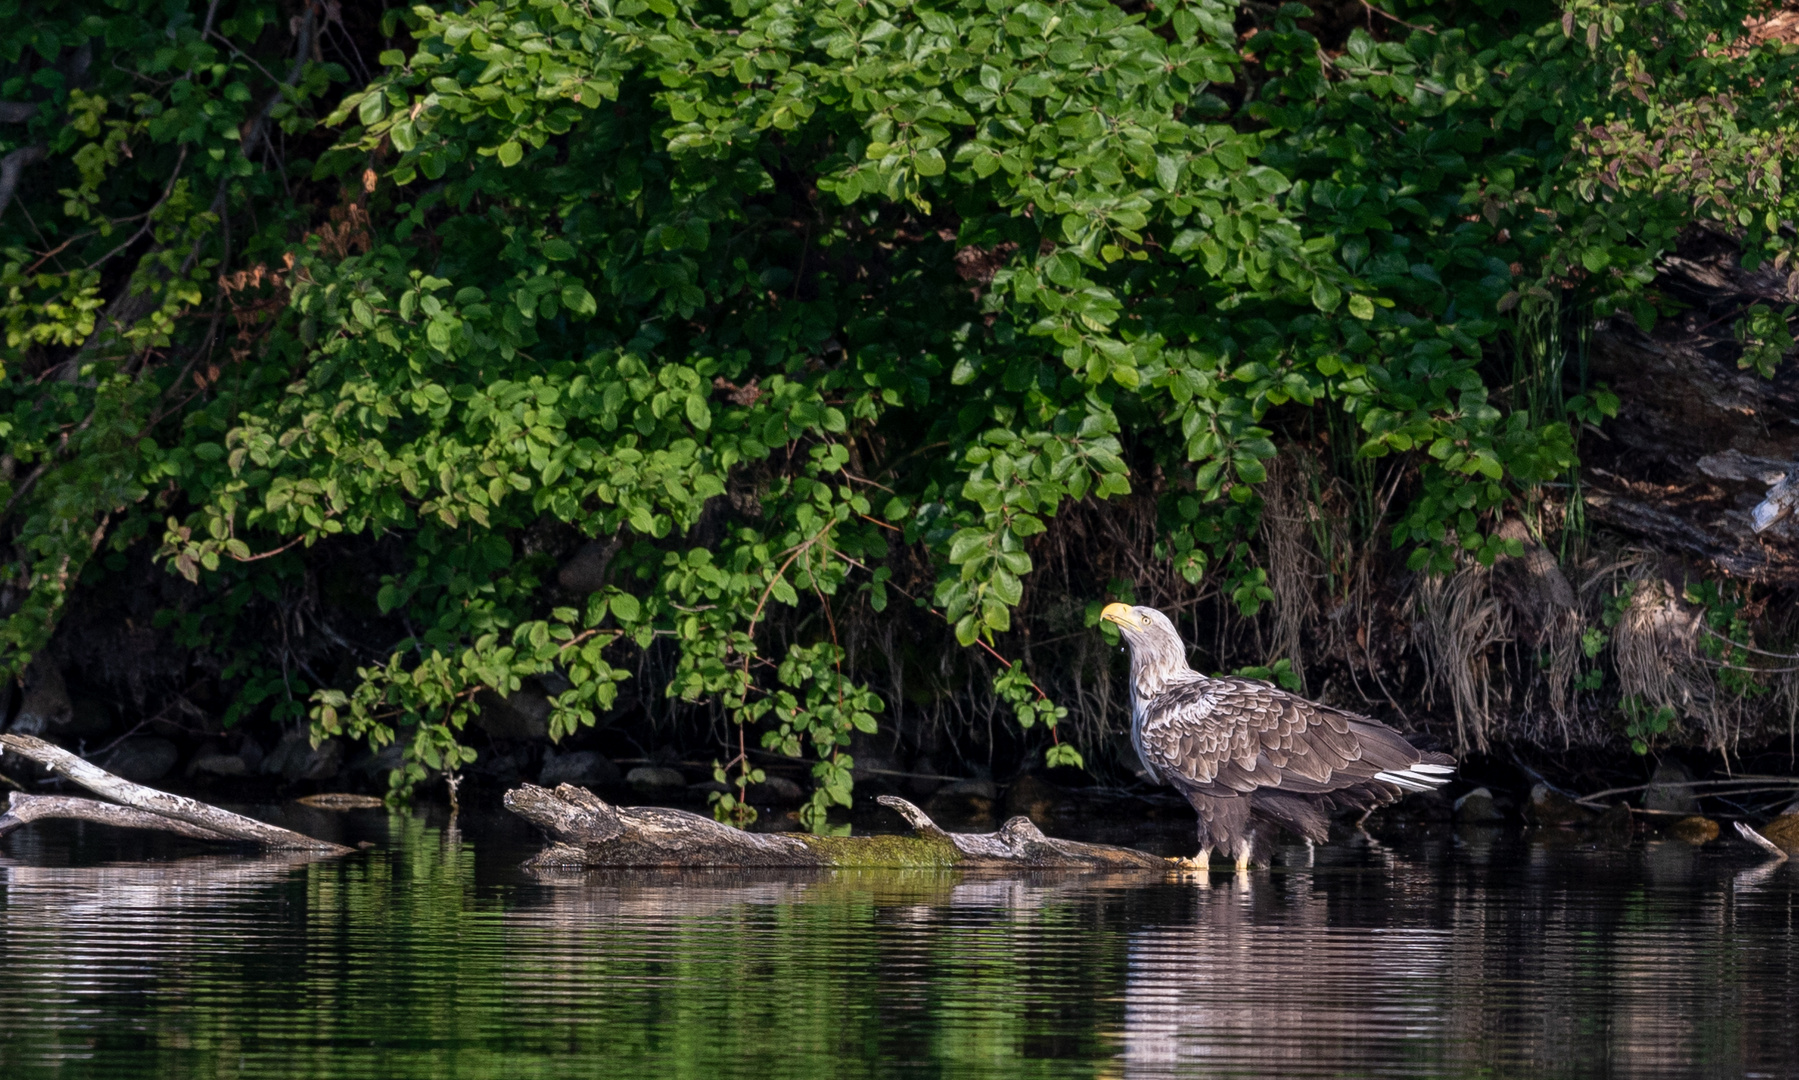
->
{"left": 1100, "top": 602, "right": 1134, "bottom": 626}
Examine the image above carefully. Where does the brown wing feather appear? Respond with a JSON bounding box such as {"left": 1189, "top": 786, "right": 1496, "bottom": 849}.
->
{"left": 1138, "top": 676, "right": 1427, "bottom": 797}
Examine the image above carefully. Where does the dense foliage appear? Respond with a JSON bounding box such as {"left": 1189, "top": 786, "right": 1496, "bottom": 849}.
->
{"left": 4, "top": 0, "right": 1796, "bottom": 814}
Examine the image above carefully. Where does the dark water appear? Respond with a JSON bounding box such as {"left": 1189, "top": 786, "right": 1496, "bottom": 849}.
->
{"left": 1, "top": 808, "right": 1796, "bottom": 1079}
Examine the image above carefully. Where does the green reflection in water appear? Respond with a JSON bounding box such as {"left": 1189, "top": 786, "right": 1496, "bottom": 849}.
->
{"left": 1, "top": 813, "right": 1130, "bottom": 1079}
{"left": 2, "top": 813, "right": 1797, "bottom": 1079}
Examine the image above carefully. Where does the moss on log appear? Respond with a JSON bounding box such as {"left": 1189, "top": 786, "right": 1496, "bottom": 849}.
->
{"left": 502, "top": 783, "right": 1172, "bottom": 870}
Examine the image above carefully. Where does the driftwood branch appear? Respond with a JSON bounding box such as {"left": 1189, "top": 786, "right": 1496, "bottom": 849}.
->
{"left": 0, "top": 733, "right": 351, "bottom": 854}
{"left": 0, "top": 793, "right": 236, "bottom": 841}
{"left": 503, "top": 784, "right": 1171, "bottom": 870}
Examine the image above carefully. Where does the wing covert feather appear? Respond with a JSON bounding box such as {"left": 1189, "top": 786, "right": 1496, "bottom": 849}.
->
{"left": 1135, "top": 676, "right": 1424, "bottom": 796}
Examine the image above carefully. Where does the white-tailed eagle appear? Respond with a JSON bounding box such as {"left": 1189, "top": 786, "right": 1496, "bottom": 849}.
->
{"left": 1102, "top": 603, "right": 1454, "bottom": 871}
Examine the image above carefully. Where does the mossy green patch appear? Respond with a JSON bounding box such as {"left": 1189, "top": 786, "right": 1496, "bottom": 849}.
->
{"left": 795, "top": 831, "right": 962, "bottom": 868}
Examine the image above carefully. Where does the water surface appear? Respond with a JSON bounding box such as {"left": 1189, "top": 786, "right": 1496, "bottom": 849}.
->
{"left": 1, "top": 810, "right": 1794, "bottom": 1078}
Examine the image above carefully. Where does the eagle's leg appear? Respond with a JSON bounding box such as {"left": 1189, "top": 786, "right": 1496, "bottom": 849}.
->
{"left": 1186, "top": 791, "right": 1260, "bottom": 872}
{"left": 1233, "top": 851, "right": 1252, "bottom": 873}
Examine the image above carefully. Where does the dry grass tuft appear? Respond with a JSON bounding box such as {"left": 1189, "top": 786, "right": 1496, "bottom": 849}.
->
{"left": 1609, "top": 567, "right": 1731, "bottom": 748}
{"left": 1612, "top": 575, "right": 1700, "bottom": 714}
{"left": 1413, "top": 563, "right": 1510, "bottom": 754}
{"left": 1260, "top": 453, "right": 1324, "bottom": 690}
{"left": 1489, "top": 519, "right": 1585, "bottom": 744}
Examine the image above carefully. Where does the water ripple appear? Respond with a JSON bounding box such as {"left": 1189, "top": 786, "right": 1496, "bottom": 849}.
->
{"left": 0, "top": 822, "right": 1794, "bottom": 1078}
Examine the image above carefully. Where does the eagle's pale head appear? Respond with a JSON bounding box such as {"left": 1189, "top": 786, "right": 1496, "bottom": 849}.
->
{"left": 1100, "top": 603, "right": 1192, "bottom": 693}
{"left": 1099, "top": 602, "right": 1180, "bottom": 642}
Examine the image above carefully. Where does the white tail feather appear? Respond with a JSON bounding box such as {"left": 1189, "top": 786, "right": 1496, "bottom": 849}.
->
{"left": 1374, "top": 765, "right": 1452, "bottom": 791}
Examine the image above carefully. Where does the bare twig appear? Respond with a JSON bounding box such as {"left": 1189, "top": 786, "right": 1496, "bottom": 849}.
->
{"left": 1360, "top": 0, "right": 1437, "bottom": 33}
{"left": 229, "top": 534, "right": 307, "bottom": 563}
{"left": 1695, "top": 620, "right": 1799, "bottom": 661}
{"left": 86, "top": 146, "right": 189, "bottom": 270}
{"left": 1575, "top": 775, "right": 1799, "bottom": 806}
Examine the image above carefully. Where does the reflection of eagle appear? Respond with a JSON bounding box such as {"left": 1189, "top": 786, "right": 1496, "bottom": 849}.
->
{"left": 1102, "top": 603, "right": 1454, "bottom": 871}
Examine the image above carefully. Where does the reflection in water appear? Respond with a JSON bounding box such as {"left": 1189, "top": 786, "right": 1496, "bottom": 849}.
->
{"left": 1123, "top": 844, "right": 1799, "bottom": 1079}
{"left": 0, "top": 815, "right": 1795, "bottom": 1078}
{"left": 0, "top": 851, "right": 330, "bottom": 1064}
{"left": 1124, "top": 870, "right": 1459, "bottom": 1077}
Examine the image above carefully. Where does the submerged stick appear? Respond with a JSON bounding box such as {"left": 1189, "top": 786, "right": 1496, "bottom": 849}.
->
{"left": 0, "top": 733, "right": 351, "bottom": 854}
{"left": 1735, "top": 822, "right": 1790, "bottom": 862}
{"left": 503, "top": 783, "right": 1171, "bottom": 870}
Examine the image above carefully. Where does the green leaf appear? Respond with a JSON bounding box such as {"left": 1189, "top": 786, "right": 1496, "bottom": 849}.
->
{"left": 1156, "top": 156, "right": 1180, "bottom": 192}
{"left": 685, "top": 392, "right": 712, "bottom": 430}
{"left": 561, "top": 284, "right": 597, "bottom": 316}
{"left": 991, "top": 569, "right": 1022, "bottom": 605}
{"left": 770, "top": 576, "right": 799, "bottom": 606}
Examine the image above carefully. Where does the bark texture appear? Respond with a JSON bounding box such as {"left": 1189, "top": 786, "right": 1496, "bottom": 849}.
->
{"left": 0, "top": 793, "right": 236, "bottom": 841}
{"left": 503, "top": 783, "right": 1172, "bottom": 870}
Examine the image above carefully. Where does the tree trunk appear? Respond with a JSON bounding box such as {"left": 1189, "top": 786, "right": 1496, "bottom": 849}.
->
{"left": 503, "top": 783, "right": 1173, "bottom": 870}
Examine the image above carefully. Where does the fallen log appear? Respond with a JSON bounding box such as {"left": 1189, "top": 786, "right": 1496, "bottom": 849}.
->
{"left": 502, "top": 783, "right": 1172, "bottom": 870}
{"left": 0, "top": 733, "right": 352, "bottom": 854}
